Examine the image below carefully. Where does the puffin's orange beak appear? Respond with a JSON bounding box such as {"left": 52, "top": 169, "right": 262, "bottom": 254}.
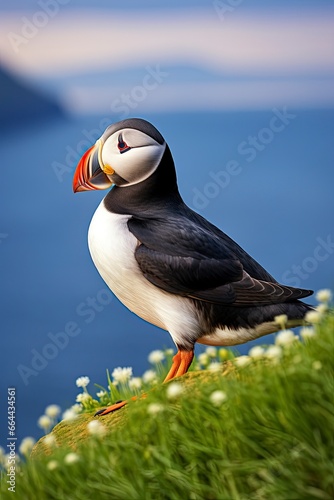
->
{"left": 73, "top": 142, "right": 113, "bottom": 193}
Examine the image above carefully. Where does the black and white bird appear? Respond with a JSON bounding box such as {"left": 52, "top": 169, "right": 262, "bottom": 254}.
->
{"left": 73, "top": 118, "right": 312, "bottom": 414}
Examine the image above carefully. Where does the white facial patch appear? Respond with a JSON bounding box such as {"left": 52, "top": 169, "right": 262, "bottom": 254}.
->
{"left": 101, "top": 128, "right": 166, "bottom": 186}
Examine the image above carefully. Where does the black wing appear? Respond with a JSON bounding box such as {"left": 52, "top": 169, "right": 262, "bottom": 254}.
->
{"left": 129, "top": 217, "right": 312, "bottom": 307}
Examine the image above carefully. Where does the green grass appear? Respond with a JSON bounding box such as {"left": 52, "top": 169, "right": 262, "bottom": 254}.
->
{"left": 1, "top": 313, "right": 334, "bottom": 500}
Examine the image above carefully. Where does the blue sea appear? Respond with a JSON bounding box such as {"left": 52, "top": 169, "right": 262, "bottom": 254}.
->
{"left": 1, "top": 109, "right": 333, "bottom": 447}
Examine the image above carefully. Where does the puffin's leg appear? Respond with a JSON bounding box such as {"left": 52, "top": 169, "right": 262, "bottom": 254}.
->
{"left": 95, "top": 396, "right": 141, "bottom": 416}
{"left": 96, "top": 349, "right": 194, "bottom": 416}
{"left": 164, "top": 349, "right": 194, "bottom": 382}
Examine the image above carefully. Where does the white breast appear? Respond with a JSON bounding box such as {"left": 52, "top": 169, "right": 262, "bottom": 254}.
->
{"left": 87, "top": 200, "right": 200, "bottom": 347}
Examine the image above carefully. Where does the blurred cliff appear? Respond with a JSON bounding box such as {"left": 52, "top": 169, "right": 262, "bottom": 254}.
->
{"left": 0, "top": 65, "right": 64, "bottom": 130}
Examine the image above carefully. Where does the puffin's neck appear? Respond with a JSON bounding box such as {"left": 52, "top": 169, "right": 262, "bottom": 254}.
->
{"left": 103, "top": 145, "right": 184, "bottom": 217}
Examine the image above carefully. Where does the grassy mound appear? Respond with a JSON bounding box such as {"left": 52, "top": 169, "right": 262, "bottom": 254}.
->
{"left": 1, "top": 314, "right": 333, "bottom": 500}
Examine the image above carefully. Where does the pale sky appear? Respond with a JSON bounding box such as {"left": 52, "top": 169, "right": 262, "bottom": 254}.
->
{"left": 1, "top": 8, "right": 333, "bottom": 112}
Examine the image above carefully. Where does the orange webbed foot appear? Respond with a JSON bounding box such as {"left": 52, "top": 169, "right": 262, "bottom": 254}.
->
{"left": 95, "top": 400, "right": 127, "bottom": 416}
{"left": 95, "top": 349, "right": 193, "bottom": 416}
{"left": 163, "top": 349, "right": 194, "bottom": 382}
{"left": 94, "top": 394, "right": 145, "bottom": 416}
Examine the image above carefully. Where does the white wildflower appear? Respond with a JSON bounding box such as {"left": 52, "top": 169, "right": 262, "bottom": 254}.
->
{"left": 44, "top": 434, "right": 57, "bottom": 447}
{"left": 315, "top": 289, "right": 332, "bottom": 304}
{"left": 64, "top": 452, "right": 80, "bottom": 465}
{"left": 274, "top": 314, "right": 288, "bottom": 329}
{"left": 248, "top": 346, "right": 265, "bottom": 359}
{"left": 87, "top": 420, "right": 106, "bottom": 437}
{"left": 75, "top": 376, "right": 90, "bottom": 388}
{"left": 112, "top": 367, "right": 133, "bottom": 384}
{"left": 62, "top": 409, "right": 78, "bottom": 422}
{"left": 300, "top": 326, "right": 315, "bottom": 340}
{"left": 76, "top": 392, "right": 91, "bottom": 403}
{"left": 165, "top": 348, "right": 174, "bottom": 356}
{"left": 305, "top": 310, "right": 322, "bottom": 324}
{"left": 166, "top": 382, "right": 184, "bottom": 399}
{"left": 38, "top": 415, "right": 52, "bottom": 431}
{"left": 316, "top": 303, "right": 328, "bottom": 314}
{"left": 210, "top": 390, "right": 227, "bottom": 407}
{"left": 19, "top": 437, "right": 35, "bottom": 456}
{"left": 45, "top": 404, "right": 61, "bottom": 419}
{"left": 205, "top": 346, "right": 217, "bottom": 358}
{"left": 71, "top": 404, "right": 83, "bottom": 414}
{"left": 147, "top": 403, "right": 164, "bottom": 415}
{"left": 47, "top": 460, "right": 58, "bottom": 470}
{"left": 142, "top": 369, "right": 157, "bottom": 384}
{"left": 208, "top": 362, "right": 222, "bottom": 372}
{"left": 265, "top": 345, "right": 282, "bottom": 360}
{"left": 234, "top": 355, "right": 251, "bottom": 367}
{"left": 275, "top": 329, "right": 296, "bottom": 346}
{"left": 148, "top": 350, "right": 165, "bottom": 364}
{"left": 128, "top": 377, "right": 142, "bottom": 390}
{"left": 96, "top": 390, "right": 107, "bottom": 398}
{"left": 312, "top": 361, "right": 322, "bottom": 371}
{"left": 198, "top": 353, "right": 209, "bottom": 366}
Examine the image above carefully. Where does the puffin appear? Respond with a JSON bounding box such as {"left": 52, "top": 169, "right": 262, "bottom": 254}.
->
{"left": 73, "top": 118, "right": 313, "bottom": 415}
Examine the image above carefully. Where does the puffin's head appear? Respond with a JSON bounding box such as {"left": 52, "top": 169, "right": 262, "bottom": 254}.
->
{"left": 73, "top": 118, "right": 166, "bottom": 192}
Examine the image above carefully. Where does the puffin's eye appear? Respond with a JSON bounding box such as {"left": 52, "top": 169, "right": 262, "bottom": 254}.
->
{"left": 117, "top": 133, "right": 131, "bottom": 154}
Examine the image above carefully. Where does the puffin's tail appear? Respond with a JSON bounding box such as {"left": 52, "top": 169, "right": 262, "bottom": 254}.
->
{"left": 253, "top": 300, "right": 314, "bottom": 336}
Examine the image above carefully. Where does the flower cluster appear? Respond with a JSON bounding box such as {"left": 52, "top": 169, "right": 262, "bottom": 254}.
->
{"left": 112, "top": 367, "right": 133, "bottom": 385}
{"left": 233, "top": 329, "right": 302, "bottom": 367}
{"left": 46, "top": 450, "right": 83, "bottom": 470}
{"left": 76, "top": 376, "right": 90, "bottom": 389}
{"left": 62, "top": 405, "right": 81, "bottom": 422}
{"left": 148, "top": 350, "right": 165, "bottom": 364}
{"left": 210, "top": 390, "right": 227, "bottom": 407}
{"left": 37, "top": 404, "right": 62, "bottom": 435}
{"left": 315, "top": 289, "right": 332, "bottom": 304}
{"left": 87, "top": 420, "right": 106, "bottom": 438}
{"left": 166, "top": 382, "right": 184, "bottom": 399}
{"left": 74, "top": 375, "right": 96, "bottom": 411}
{"left": 197, "top": 346, "right": 231, "bottom": 371}
{"left": 19, "top": 437, "right": 36, "bottom": 457}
